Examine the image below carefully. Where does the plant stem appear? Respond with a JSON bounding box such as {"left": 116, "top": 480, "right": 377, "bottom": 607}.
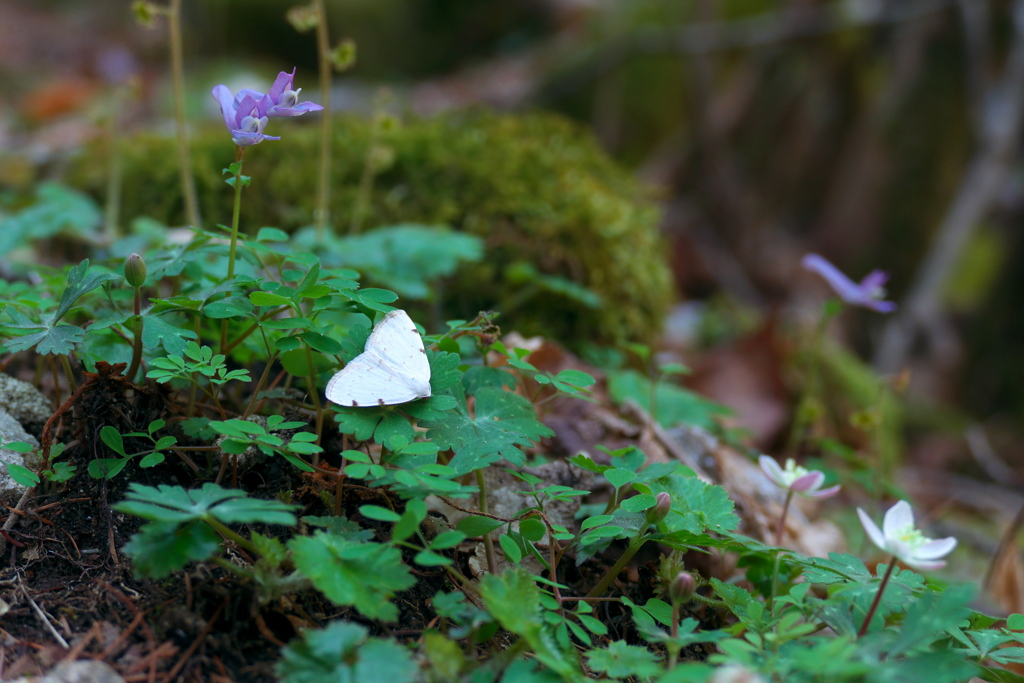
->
{"left": 58, "top": 354, "right": 77, "bottom": 394}
{"left": 103, "top": 88, "right": 124, "bottom": 240}
{"left": 313, "top": 0, "right": 332, "bottom": 239}
{"left": 167, "top": 0, "right": 200, "bottom": 229}
{"left": 775, "top": 489, "right": 794, "bottom": 547}
{"left": 668, "top": 602, "right": 680, "bottom": 669}
{"left": 227, "top": 152, "right": 244, "bottom": 278}
{"left": 586, "top": 533, "right": 646, "bottom": 600}
{"left": 858, "top": 556, "right": 897, "bottom": 637}
{"left": 475, "top": 469, "right": 498, "bottom": 575}
{"left": 206, "top": 517, "right": 257, "bottom": 555}
{"left": 125, "top": 286, "right": 144, "bottom": 383}
{"left": 304, "top": 343, "right": 324, "bottom": 460}
{"left": 221, "top": 152, "right": 245, "bottom": 355}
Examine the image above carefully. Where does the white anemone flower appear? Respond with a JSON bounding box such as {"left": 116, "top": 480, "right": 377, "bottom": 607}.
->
{"left": 759, "top": 455, "right": 840, "bottom": 499}
{"left": 857, "top": 500, "right": 957, "bottom": 570}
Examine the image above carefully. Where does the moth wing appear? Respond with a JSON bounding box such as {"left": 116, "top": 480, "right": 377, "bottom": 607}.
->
{"left": 365, "top": 310, "right": 431, "bottom": 383}
{"left": 324, "top": 351, "right": 423, "bottom": 407}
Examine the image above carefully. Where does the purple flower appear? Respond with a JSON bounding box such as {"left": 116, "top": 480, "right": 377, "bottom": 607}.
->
{"left": 759, "top": 455, "right": 840, "bottom": 499}
{"left": 802, "top": 253, "right": 897, "bottom": 313}
{"left": 263, "top": 68, "right": 324, "bottom": 117}
{"left": 211, "top": 85, "right": 280, "bottom": 147}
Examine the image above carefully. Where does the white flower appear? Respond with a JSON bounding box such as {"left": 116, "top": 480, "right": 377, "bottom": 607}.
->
{"left": 857, "top": 500, "right": 957, "bottom": 570}
{"left": 759, "top": 455, "right": 840, "bottom": 499}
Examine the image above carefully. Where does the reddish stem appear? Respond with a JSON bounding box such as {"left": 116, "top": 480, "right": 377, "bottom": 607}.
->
{"left": 775, "top": 489, "right": 794, "bottom": 546}
{"left": 858, "top": 556, "right": 897, "bottom": 637}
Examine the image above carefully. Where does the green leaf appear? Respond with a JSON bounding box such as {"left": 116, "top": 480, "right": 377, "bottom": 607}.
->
{"left": 142, "top": 316, "right": 198, "bottom": 356}
{"left": 586, "top": 641, "right": 661, "bottom": 679}
{"left": 479, "top": 570, "right": 579, "bottom": 680}
{"left": 249, "top": 291, "right": 293, "bottom": 307}
{"left": 425, "top": 385, "right": 553, "bottom": 475}
{"left": 100, "top": 426, "right": 126, "bottom": 457}
{"left": 329, "top": 225, "right": 484, "bottom": 300}
{"left": 608, "top": 369, "right": 730, "bottom": 430}
{"left": 276, "top": 621, "right": 418, "bottom": 683}
{"left": 456, "top": 516, "right": 506, "bottom": 537}
{"left": 89, "top": 457, "right": 129, "bottom": 479}
{"left": 648, "top": 469, "right": 738, "bottom": 535}
{"left": 5, "top": 463, "right": 39, "bottom": 487}
{"left": 122, "top": 520, "right": 220, "bottom": 579}
{"left": 289, "top": 532, "right": 415, "bottom": 621}
{"left": 113, "top": 483, "right": 298, "bottom": 526}
{"left": 359, "top": 505, "right": 402, "bottom": 522}
{"left": 1009, "top": 614, "right": 1024, "bottom": 630}
{"left": 51, "top": 260, "right": 120, "bottom": 324}
{"left": 619, "top": 493, "right": 656, "bottom": 513}
{"left": 604, "top": 467, "right": 635, "bottom": 490}
{"left": 0, "top": 183, "right": 101, "bottom": 254}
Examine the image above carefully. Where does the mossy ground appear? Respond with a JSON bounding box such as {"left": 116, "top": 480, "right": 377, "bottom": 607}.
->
{"left": 69, "top": 111, "right": 674, "bottom": 347}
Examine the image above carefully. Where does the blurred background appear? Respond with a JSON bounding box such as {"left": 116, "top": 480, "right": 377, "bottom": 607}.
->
{"left": 0, "top": 0, "right": 1022, "bottom": 478}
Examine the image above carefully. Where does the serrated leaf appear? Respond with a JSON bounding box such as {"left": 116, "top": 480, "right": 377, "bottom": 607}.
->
{"left": 122, "top": 520, "right": 220, "bottom": 579}
{"left": 425, "top": 385, "right": 553, "bottom": 475}
{"left": 276, "top": 621, "right": 418, "bottom": 683}
{"left": 142, "top": 315, "right": 198, "bottom": 356}
{"left": 586, "top": 641, "right": 661, "bottom": 679}
{"left": 289, "top": 532, "right": 414, "bottom": 621}
{"left": 113, "top": 482, "right": 297, "bottom": 526}
{"left": 648, "top": 469, "right": 738, "bottom": 535}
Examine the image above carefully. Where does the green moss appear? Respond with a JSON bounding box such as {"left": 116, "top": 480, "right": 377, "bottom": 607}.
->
{"left": 68, "top": 111, "right": 673, "bottom": 346}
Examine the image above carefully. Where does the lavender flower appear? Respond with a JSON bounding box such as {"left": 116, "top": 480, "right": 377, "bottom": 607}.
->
{"left": 857, "top": 500, "right": 957, "bottom": 570}
{"left": 759, "top": 455, "right": 840, "bottom": 499}
{"left": 239, "top": 68, "right": 324, "bottom": 118}
{"left": 211, "top": 86, "right": 280, "bottom": 147}
{"left": 802, "top": 253, "right": 897, "bottom": 313}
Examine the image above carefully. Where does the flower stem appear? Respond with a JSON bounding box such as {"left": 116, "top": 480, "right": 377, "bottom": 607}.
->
{"left": 858, "top": 556, "right": 897, "bottom": 637}
{"left": 167, "top": 0, "right": 200, "bottom": 228}
{"left": 313, "top": 0, "right": 332, "bottom": 240}
{"left": 586, "top": 533, "right": 647, "bottom": 600}
{"left": 125, "top": 286, "right": 144, "bottom": 383}
{"left": 475, "top": 469, "right": 498, "bottom": 575}
{"left": 227, "top": 152, "right": 244, "bottom": 279}
{"left": 775, "top": 489, "right": 794, "bottom": 547}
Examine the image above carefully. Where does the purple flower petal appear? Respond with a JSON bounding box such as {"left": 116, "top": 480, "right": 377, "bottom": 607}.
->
{"left": 268, "top": 69, "right": 295, "bottom": 103}
{"left": 802, "top": 253, "right": 896, "bottom": 313}
{"left": 790, "top": 471, "right": 825, "bottom": 493}
{"left": 212, "top": 85, "right": 239, "bottom": 131}
{"left": 804, "top": 484, "right": 841, "bottom": 499}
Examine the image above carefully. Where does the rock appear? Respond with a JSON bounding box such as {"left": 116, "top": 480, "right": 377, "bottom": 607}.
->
{"left": 7, "top": 660, "right": 126, "bottom": 683}
{"left": 0, "top": 373, "right": 51, "bottom": 436}
{"left": 0, "top": 408, "right": 40, "bottom": 500}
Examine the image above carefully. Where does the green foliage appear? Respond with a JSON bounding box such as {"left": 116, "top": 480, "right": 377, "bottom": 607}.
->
{"left": 608, "top": 369, "right": 730, "bottom": 430}
{"left": 0, "top": 182, "right": 102, "bottom": 253}
{"left": 288, "top": 530, "right": 415, "bottom": 621}
{"left": 69, "top": 112, "right": 673, "bottom": 345}
{"left": 88, "top": 421, "right": 178, "bottom": 479}
{"left": 276, "top": 621, "right": 417, "bottom": 683}
{"left": 147, "top": 341, "right": 252, "bottom": 386}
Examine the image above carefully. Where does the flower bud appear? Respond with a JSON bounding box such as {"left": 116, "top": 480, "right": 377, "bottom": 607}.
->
{"left": 131, "top": 1, "right": 159, "bottom": 28}
{"left": 646, "top": 492, "right": 671, "bottom": 525}
{"left": 286, "top": 2, "right": 319, "bottom": 32}
{"left": 330, "top": 39, "right": 357, "bottom": 72}
{"left": 669, "top": 571, "right": 695, "bottom": 604}
{"left": 124, "top": 253, "right": 147, "bottom": 288}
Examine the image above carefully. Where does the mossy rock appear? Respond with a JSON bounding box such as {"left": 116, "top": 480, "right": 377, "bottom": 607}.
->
{"left": 69, "top": 111, "right": 673, "bottom": 346}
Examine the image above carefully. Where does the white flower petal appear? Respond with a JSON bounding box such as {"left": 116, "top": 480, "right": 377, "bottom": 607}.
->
{"left": 914, "top": 537, "right": 958, "bottom": 560}
{"left": 759, "top": 455, "right": 785, "bottom": 487}
{"left": 902, "top": 557, "right": 947, "bottom": 570}
{"left": 883, "top": 500, "right": 914, "bottom": 540}
{"left": 857, "top": 508, "right": 888, "bottom": 552}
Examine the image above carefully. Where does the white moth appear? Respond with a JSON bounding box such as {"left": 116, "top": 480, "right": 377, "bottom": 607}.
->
{"left": 325, "top": 309, "right": 432, "bottom": 407}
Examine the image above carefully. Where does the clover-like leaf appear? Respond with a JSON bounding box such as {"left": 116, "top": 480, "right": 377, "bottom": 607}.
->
{"left": 276, "top": 621, "right": 418, "bottom": 683}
